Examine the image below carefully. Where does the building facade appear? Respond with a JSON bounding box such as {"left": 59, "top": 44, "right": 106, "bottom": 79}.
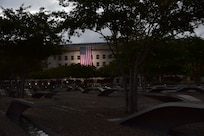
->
{"left": 45, "top": 42, "right": 115, "bottom": 69}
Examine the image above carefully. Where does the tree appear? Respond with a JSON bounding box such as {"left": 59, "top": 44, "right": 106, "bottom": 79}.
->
{"left": 0, "top": 5, "right": 65, "bottom": 97}
{"left": 59, "top": 0, "right": 204, "bottom": 113}
{"left": 97, "top": 61, "right": 121, "bottom": 78}
{"left": 141, "top": 39, "right": 187, "bottom": 84}
{"left": 67, "top": 64, "right": 97, "bottom": 78}
{"left": 183, "top": 37, "right": 204, "bottom": 84}
{"left": 45, "top": 64, "right": 97, "bottom": 78}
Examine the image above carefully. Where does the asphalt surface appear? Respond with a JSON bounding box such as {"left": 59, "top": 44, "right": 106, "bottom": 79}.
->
{"left": 1, "top": 90, "right": 204, "bottom": 136}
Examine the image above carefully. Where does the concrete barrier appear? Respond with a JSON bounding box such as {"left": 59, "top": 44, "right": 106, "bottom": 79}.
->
{"left": 119, "top": 102, "right": 204, "bottom": 135}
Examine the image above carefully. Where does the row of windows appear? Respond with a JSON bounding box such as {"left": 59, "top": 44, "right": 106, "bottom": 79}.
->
{"left": 58, "top": 54, "right": 113, "bottom": 61}
{"left": 96, "top": 62, "right": 107, "bottom": 67}
{"left": 58, "top": 62, "right": 108, "bottom": 67}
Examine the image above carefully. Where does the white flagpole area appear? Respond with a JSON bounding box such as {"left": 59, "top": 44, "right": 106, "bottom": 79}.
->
{"left": 80, "top": 46, "right": 92, "bottom": 66}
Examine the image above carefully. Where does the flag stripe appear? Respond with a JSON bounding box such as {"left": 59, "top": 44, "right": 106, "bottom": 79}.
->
{"left": 80, "top": 46, "right": 92, "bottom": 66}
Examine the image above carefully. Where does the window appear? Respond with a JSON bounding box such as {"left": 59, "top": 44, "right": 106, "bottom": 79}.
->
{"left": 96, "top": 55, "right": 99, "bottom": 59}
{"left": 96, "top": 62, "right": 100, "bottom": 67}
{"left": 64, "top": 56, "right": 68, "bottom": 60}
{"left": 65, "top": 63, "right": 67, "bottom": 66}
{"left": 71, "top": 56, "right": 74, "bottom": 60}
{"left": 103, "top": 62, "right": 106, "bottom": 66}
{"left": 77, "top": 56, "right": 80, "bottom": 60}
{"left": 103, "top": 54, "right": 106, "bottom": 59}
{"left": 58, "top": 63, "right": 61, "bottom": 66}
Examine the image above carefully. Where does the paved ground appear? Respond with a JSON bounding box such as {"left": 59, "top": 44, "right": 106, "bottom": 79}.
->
{"left": 24, "top": 91, "right": 162, "bottom": 136}
{"left": 1, "top": 90, "right": 204, "bottom": 136}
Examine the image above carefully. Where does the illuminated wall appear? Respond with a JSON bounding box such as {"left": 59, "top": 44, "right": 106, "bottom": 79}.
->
{"left": 46, "top": 42, "right": 114, "bottom": 69}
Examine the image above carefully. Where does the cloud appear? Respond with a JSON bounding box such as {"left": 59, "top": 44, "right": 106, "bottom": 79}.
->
{"left": 1, "top": 0, "right": 203, "bottom": 43}
{"left": 195, "top": 25, "right": 204, "bottom": 38}
{"left": 70, "top": 30, "right": 105, "bottom": 43}
{"left": 0, "top": 0, "right": 70, "bottom": 12}
{"left": 1, "top": 0, "right": 99, "bottom": 43}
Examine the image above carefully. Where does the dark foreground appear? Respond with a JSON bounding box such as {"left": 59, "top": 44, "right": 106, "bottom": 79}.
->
{"left": 0, "top": 90, "right": 204, "bottom": 136}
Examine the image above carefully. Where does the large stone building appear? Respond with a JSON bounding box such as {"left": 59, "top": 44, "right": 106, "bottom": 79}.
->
{"left": 45, "top": 42, "right": 115, "bottom": 69}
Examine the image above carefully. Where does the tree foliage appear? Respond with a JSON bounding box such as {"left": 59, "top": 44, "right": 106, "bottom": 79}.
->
{"left": 0, "top": 5, "right": 64, "bottom": 59}
{"left": 183, "top": 37, "right": 204, "bottom": 84}
{"left": 44, "top": 64, "right": 97, "bottom": 78}
{"left": 97, "top": 61, "right": 121, "bottom": 77}
{"left": 0, "top": 5, "right": 65, "bottom": 97}
{"left": 149, "top": 40, "right": 186, "bottom": 75}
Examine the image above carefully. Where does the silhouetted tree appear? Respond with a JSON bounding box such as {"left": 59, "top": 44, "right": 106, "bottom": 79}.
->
{"left": 183, "top": 37, "right": 204, "bottom": 85}
{"left": 0, "top": 5, "right": 65, "bottom": 97}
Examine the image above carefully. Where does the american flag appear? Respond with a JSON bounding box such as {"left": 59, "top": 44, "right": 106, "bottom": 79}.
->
{"left": 80, "top": 46, "right": 92, "bottom": 66}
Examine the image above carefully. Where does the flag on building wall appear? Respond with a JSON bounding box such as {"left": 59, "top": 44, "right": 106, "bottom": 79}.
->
{"left": 80, "top": 46, "right": 92, "bottom": 66}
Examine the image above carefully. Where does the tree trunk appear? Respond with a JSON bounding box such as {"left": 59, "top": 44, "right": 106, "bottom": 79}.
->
{"left": 142, "top": 74, "right": 147, "bottom": 92}
{"left": 127, "top": 66, "right": 138, "bottom": 113}
{"left": 194, "top": 72, "right": 201, "bottom": 85}
{"left": 194, "top": 63, "right": 202, "bottom": 85}
{"left": 122, "top": 76, "right": 129, "bottom": 113}
{"left": 133, "top": 67, "right": 139, "bottom": 112}
{"left": 20, "top": 78, "right": 25, "bottom": 98}
{"left": 14, "top": 77, "right": 20, "bottom": 98}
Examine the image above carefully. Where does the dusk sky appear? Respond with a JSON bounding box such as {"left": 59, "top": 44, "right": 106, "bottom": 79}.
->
{"left": 0, "top": 0, "right": 105, "bottom": 43}
{"left": 0, "top": 0, "right": 203, "bottom": 43}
